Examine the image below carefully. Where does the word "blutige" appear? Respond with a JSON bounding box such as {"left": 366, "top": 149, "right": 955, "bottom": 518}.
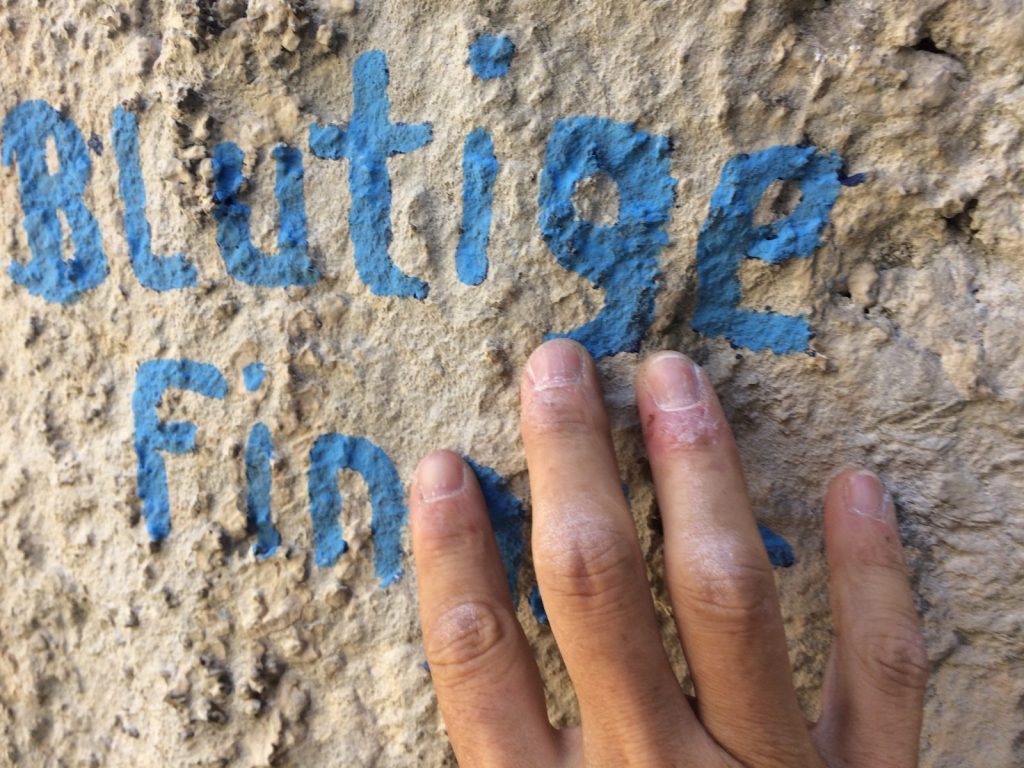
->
{"left": 3, "top": 41, "right": 861, "bottom": 359}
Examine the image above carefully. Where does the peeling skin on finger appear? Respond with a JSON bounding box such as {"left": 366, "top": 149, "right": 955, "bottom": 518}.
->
{"left": 642, "top": 371, "right": 723, "bottom": 449}
{"left": 648, "top": 400, "right": 722, "bottom": 449}
{"left": 846, "top": 488, "right": 896, "bottom": 527}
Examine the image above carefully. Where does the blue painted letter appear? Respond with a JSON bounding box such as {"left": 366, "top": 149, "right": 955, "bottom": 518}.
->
{"left": 455, "top": 129, "right": 498, "bottom": 285}
{"left": 692, "top": 145, "right": 843, "bottom": 353}
{"left": 111, "top": 106, "right": 198, "bottom": 291}
{"left": 538, "top": 117, "right": 676, "bottom": 359}
{"left": 309, "top": 50, "right": 432, "bottom": 299}
{"left": 2, "top": 100, "right": 107, "bottom": 303}
{"left": 307, "top": 433, "right": 407, "bottom": 586}
{"left": 132, "top": 360, "right": 228, "bottom": 541}
{"left": 212, "top": 142, "right": 319, "bottom": 287}
{"left": 245, "top": 423, "right": 281, "bottom": 558}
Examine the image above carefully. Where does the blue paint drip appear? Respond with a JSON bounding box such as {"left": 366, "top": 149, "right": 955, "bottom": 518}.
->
{"left": 132, "top": 360, "right": 228, "bottom": 541}
{"left": 245, "top": 423, "right": 281, "bottom": 558}
{"left": 758, "top": 523, "right": 795, "bottom": 568}
{"left": 538, "top": 117, "right": 676, "bottom": 359}
{"left": 309, "top": 50, "right": 432, "bottom": 299}
{"left": 692, "top": 145, "right": 843, "bottom": 353}
{"left": 529, "top": 584, "right": 548, "bottom": 625}
{"left": 468, "top": 35, "right": 516, "bottom": 80}
{"left": 839, "top": 172, "right": 867, "bottom": 187}
{"left": 111, "top": 106, "right": 198, "bottom": 291}
{"left": 464, "top": 457, "right": 524, "bottom": 602}
{"left": 243, "top": 362, "right": 266, "bottom": 392}
{"left": 307, "top": 433, "right": 408, "bottom": 586}
{"left": 1, "top": 100, "right": 108, "bottom": 303}
{"left": 455, "top": 129, "right": 498, "bottom": 285}
{"left": 212, "top": 142, "right": 319, "bottom": 287}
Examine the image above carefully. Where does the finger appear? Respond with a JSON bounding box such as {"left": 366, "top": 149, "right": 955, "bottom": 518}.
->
{"left": 411, "top": 450, "right": 561, "bottom": 767}
{"left": 520, "top": 340, "right": 708, "bottom": 759}
{"left": 636, "top": 351, "right": 816, "bottom": 765}
{"left": 813, "top": 469, "right": 927, "bottom": 768}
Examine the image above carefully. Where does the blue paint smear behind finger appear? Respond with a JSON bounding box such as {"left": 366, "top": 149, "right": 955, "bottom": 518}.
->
{"left": 212, "top": 142, "right": 319, "bottom": 287}
{"left": 692, "top": 145, "right": 844, "bottom": 353}
{"left": 111, "top": 106, "right": 198, "bottom": 291}
{"left": 529, "top": 584, "right": 548, "bottom": 625}
{"left": 307, "top": 433, "right": 408, "bottom": 586}
{"left": 132, "top": 360, "right": 228, "bottom": 541}
{"left": 309, "top": 50, "right": 432, "bottom": 299}
{"left": 758, "top": 523, "right": 795, "bottom": 567}
{"left": 464, "top": 457, "right": 524, "bottom": 602}
{"left": 538, "top": 116, "right": 676, "bottom": 359}
{"left": 2, "top": 100, "right": 108, "bottom": 303}
{"left": 455, "top": 129, "right": 498, "bottom": 285}
{"left": 468, "top": 35, "right": 516, "bottom": 80}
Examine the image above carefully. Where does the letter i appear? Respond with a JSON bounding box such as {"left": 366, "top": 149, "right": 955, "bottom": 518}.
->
{"left": 455, "top": 34, "right": 516, "bottom": 285}
{"left": 243, "top": 363, "right": 280, "bottom": 558}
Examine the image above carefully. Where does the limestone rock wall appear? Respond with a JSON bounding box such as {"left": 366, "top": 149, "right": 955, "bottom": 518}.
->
{"left": 0, "top": 1, "right": 1022, "bottom": 765}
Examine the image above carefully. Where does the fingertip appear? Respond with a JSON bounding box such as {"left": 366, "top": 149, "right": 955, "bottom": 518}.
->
{"left": 409, "top": 450, "right": 559, "bottom": 764}
{"left": 826, "top": 467, "right": 899, "bottom": 534}
{"left": 523, "top": 338, "right": 591, "bottom": 393}
{"left": 414, "top": 450, "right": 469, "bottom": 505}
{"left": 638, "top": 349, "right": 699, "bottom": 377}
{"left": 635, "top": 350, "right": 725, "bottom": 452}
{"left": 411, "top": 451, "right": 482, "bottom": 555}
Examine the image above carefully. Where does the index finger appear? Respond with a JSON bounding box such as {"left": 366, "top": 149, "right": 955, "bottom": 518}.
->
{"left": 411, "top": 450, "right": 561, "bottom": 767}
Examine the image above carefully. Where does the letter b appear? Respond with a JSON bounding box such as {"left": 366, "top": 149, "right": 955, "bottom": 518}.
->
{"left": 2, "top": 101, "right": 108, "bottom": 303}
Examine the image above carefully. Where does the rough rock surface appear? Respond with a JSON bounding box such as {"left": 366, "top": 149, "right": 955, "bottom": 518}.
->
{"left": 1, "top": 1, "right": 1022, "bottom": 765}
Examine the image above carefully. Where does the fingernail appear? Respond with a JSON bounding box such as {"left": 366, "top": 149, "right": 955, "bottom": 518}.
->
{"left": 526, "top": 340, "right": 584, "bottom": 391}
{"left": 846, "top": 470, "right": 893, "bottom": 525}
{"left": 646, "top": 352, "right": 704, "bottom": 411}
{"left": 417, "top": 452, "right": 466, "bottom": 502}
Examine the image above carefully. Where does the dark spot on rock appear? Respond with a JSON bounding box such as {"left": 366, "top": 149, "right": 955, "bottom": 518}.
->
{"left": 909, "top": 34, "right": 964, "bottom": 66}
{"left": 913, "top": 36, "right": 944, "bottom": 55}
{"left": 176, "top": 87, "right": 205, "bottom": 114}
{"left": 944, "top": 197, "right": 979, "bottom": 236}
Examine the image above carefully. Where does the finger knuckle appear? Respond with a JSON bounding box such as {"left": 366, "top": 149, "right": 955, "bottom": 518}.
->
{"left": 675, "top": 555, "right": 777, "bottom": 629}
{"left": 855, "top": 618, "right": 929, "bottom": 696}
{"left": 536, "top": 515, "right": 636, "bottom": 606}
{"left": 425, "top": 600, "right": 514, "bottom": 685}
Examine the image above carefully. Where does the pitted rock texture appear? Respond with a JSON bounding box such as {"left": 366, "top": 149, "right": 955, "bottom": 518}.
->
{"left": 1, "top": 1, "right": 1023, "bottom": 765}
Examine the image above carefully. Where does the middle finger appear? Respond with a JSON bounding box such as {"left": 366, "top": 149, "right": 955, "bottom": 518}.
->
{"left": 520, "top": 340, "right": 705, "bottom": 759}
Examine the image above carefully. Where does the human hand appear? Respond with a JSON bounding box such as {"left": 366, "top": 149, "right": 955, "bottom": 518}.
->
{"left": 410, "top": 340, "right": 927, "bottom": 767}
